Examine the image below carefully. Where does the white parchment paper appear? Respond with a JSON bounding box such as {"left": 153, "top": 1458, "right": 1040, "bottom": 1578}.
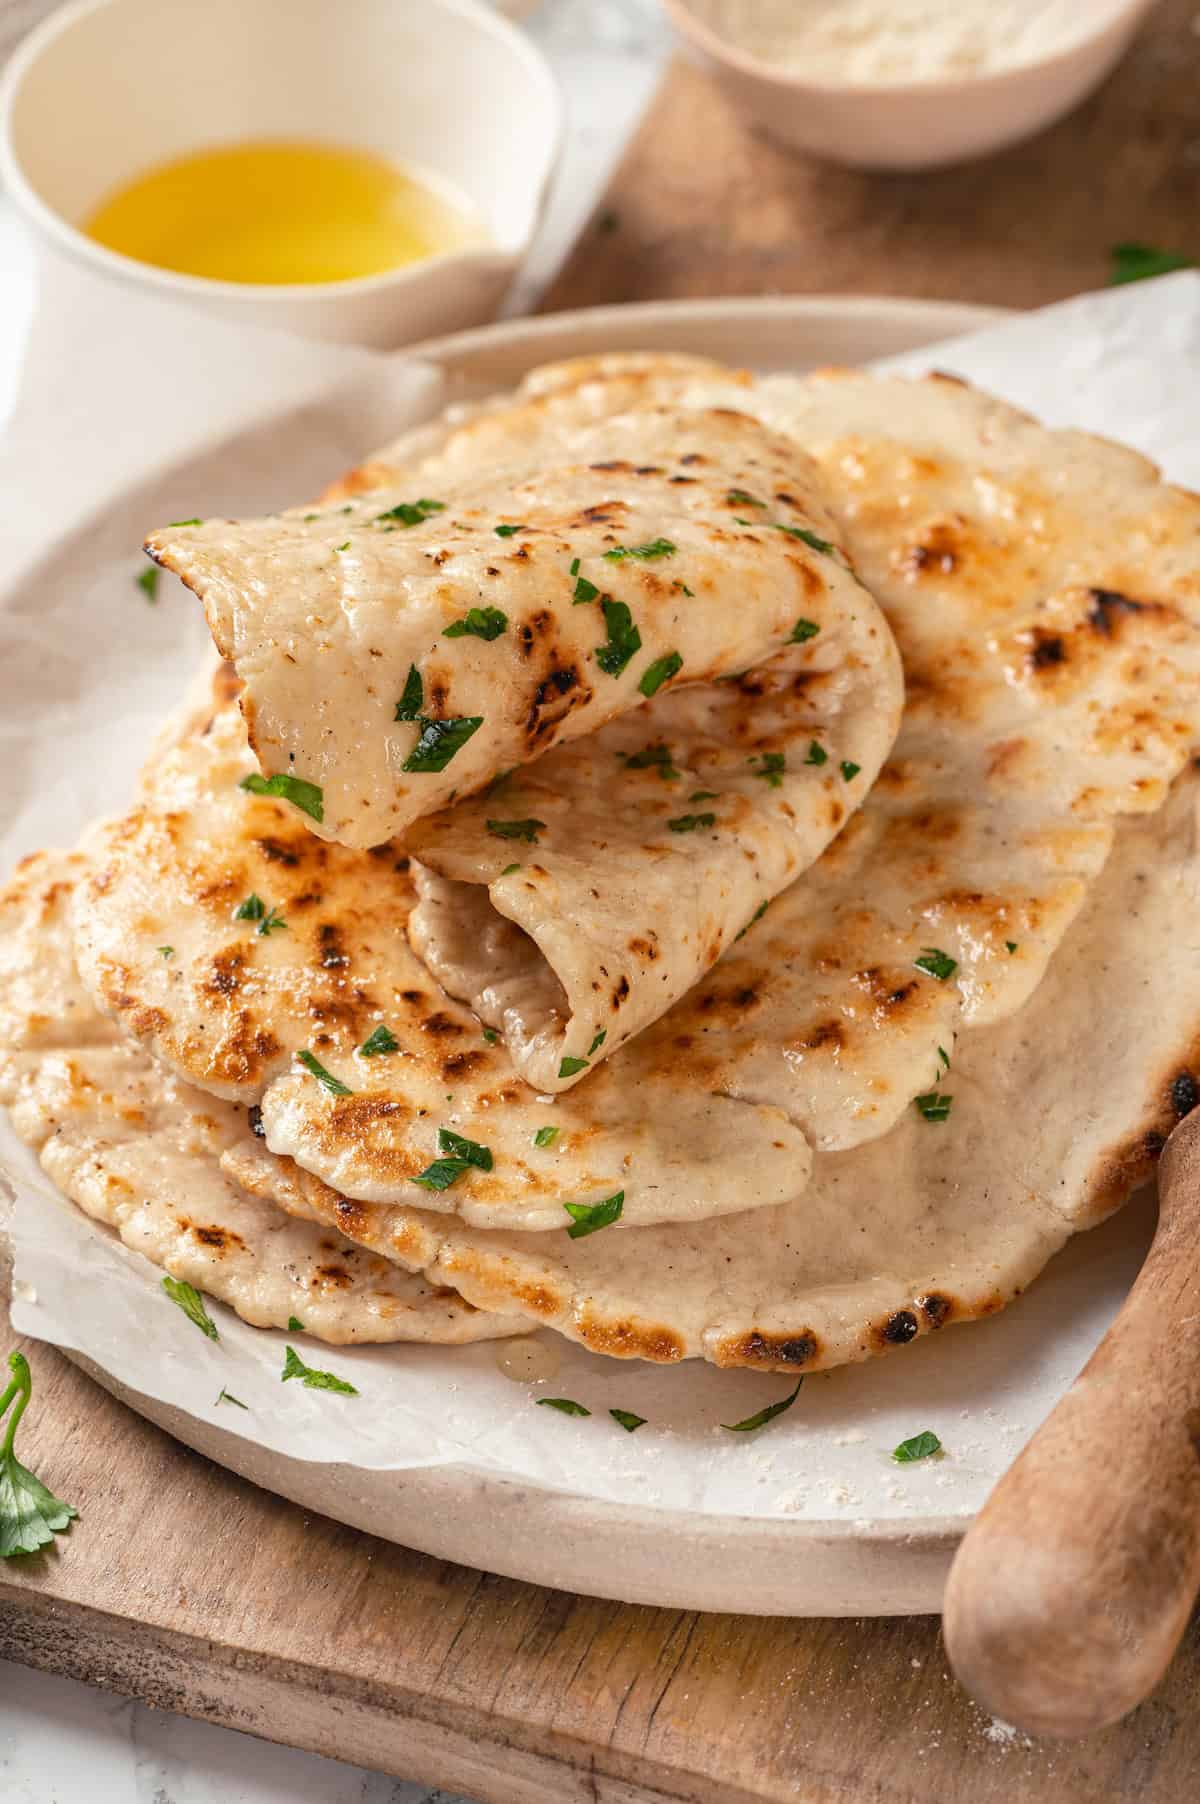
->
{"left": 2, "top": 269, "right": 1197, "bottom": 1525}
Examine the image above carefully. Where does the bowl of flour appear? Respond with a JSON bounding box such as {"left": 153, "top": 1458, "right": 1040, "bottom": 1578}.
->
{"left": 659, "top": 0, "right": 1159, "bottom": 169}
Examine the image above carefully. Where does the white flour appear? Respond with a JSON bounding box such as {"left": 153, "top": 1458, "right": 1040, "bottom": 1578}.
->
{"left": 684, "top": 0, "right": 1129, "bottom": 86}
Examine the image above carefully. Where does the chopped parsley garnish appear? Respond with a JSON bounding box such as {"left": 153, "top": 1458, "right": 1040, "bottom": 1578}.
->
{"left": 893, "top": 1430, "right": 942, "bottom": 1463}
{"left": 840, "top": 761, "right": 861, "bottom": 782}
{"left": 335, "top": 540, "right": 351, "bottom": 552}
{"left": 625, "top": 742, "right": 679, "bottom": 781}
{"left": 727, "top": 489, "right": 764, "bottom": 507}
{"left": 789, "top": 618, "right": 820, "bottom": 643}
{"left": 500, "top": 862, "right": 521, "bottom": 876}
{"left": 595, "top": 598, "right": 642, "bottom": 676}
{"left": 287, "top": 1316, "right": 306, "bottom": 1332}
{"left": 668, "top": 812, "right": 716, "bottom": 833}
{"left": 487, "top": 817, "right": 546, "bottom": 843}
{"left": 564, "top": 1190, "right": 624, "bottom": 1239}
{"left": 805, "top": 740, "right": 828, "bottom": 767}
{"left": 773, "top": 523, "right": 835, "bottom": 555}
{"left": 749, "top": 751, "right": 786, "bottom": 787}
{"left": 690, "top": 790, "right": 718, "bottom": 802}
{"left": 358, "top": 1024, "right": 399, "bottom": 1057}
{"left": 570, "top": 558, "right": 580, "bottom": 575}
{"left": 538, "top": 1397, "right": 590, "bottom": 1416}
{"left": 162, "top": 1275, "right": 218, "bottom": 1340}
{"left": 1006, "top": 940, "right": 1018, "bottom": 954}
{"left": 937, "top": 1045, "right": 951, "bottom": 1072}
{"left": 296, "top": 1049, "right": 353, "bottom": 1097}
{"left": 735, "top": 899, "right": 769, "bottom": 940}
{"left": 259, "top": 906, "right": 287, "bottom": 936}
{"left": 168, "top": 517, "right": 202, "bottom": 527}
{"left": 588, "top": 1029, "right": 607, "bottom": 1056}
{"left": 281, "top": 1346, "right": 358, "bottom": 1396}
{"left": 559, "top": 1056, "right": 589, "bottom": 1078}
{"left": 602, "top": 538, "right": 676, "bottom": 562}
{"left": 914, "top": 947, "right": 958, "bottom": 982}
{"left": 573, "top": 573, "right": 600, "bottom": 604}
{"left": 444, "top": 606, "right": 508, "bottom": 640}
{"left": 914, "top": 1092, "right": 952, "bottom": 1122}
{"left": 374, "top": 497, "right": 444, "bottom": 527}
{"left": 395, "top": 664, "right": 424, "bottom": 721}
{"left": 533, "top": 1125, "right": 559, "bottom": 1148}
{"left": 639, "top": 651, "right": 682, "bottom": 697}
{"left": 494, "top": 523, "right": 524, "bottom": 537}
{"left": 240, "top": 771, "right": 324, "bottom": 824}
{"left": 482, "top": 1027, "right": 499, "bottom": 1044}
{"left": 610, "top": 1409, "right": 647, "bottom": 1433}
{"left": 402, "top": 715, "right": 484, "bottom": 773}
{"left": 234, "top": 893, "right": 266, "bottom": 922}
{"left": 136, "top": 564, "right": 159, "bottom": 602}
{"left": 674, "top": 580, "right": 694, "bottom": 597}
{"left": 0, "top": 1352, "right": 77, "bottom": 1557}
{"left": 216, "top": 1388, "right": 248, "bottom": 1409}
{"left": 158, "top": 945, "right": 175, "bottom": 959}
{"left": 722, "top": 1378, "right": 803, "bottom": 1433}
{"left": 1109, "top": 242, "right": 1194, "bottom": 286}
{"left": 413, "top": 1127, "right": 493, "bottom": 1191}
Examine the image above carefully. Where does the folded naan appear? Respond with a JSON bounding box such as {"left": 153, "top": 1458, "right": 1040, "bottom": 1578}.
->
{"left": 224, "top": 768, "right": 1200, "bottom": 1371}
{"left": 0, "top": 851, "right": 524, "bottom": 1346}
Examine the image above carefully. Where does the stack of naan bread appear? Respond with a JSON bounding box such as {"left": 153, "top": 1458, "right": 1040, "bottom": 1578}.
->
{"left": 4, "top": 352, "right": 1200, "bottom": 1376}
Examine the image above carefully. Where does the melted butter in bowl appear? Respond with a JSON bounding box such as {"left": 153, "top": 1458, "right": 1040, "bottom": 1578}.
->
{"left": 83, "top": 138, "right": 488, "bottom": 287}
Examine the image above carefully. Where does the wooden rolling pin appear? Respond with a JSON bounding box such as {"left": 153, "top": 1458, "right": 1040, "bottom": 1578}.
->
{"left": 943, "top": 1106, "right": 1200, "bottom": 1737}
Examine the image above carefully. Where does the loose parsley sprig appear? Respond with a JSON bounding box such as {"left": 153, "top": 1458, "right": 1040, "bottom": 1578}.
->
{"left": 281, "top": 1346, "right": 358, "bottom": 1396}
{"left": 162, "top": 1276, "right": 219, "bottom": 1340}
{"left": 0, "top": 1352, "right": 77, "bottom": 1557}
{"left": 240, "top": 772, "right": 325, "bottom": 824}
{"left": 413, "top": 1128, "right": 493, "bottom": 1191}
{"left": 393, "top": 665, "right": 483, "bottom": 772}
{"left": 893, "top": 1430, "right": 942, "bottom": 1462}
{"left": 722, "top": 1378, "right": 803, "bottom": 1433}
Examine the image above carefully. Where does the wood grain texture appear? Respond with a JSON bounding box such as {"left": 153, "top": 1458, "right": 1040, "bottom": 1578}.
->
{"left": 944, "top": 1107, "right": 1200, "bottom": 1738}
{"left": 541, "top": 0, "right": 1200, "bottom": 316}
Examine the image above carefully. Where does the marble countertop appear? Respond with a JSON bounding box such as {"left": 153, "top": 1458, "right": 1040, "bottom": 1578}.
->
{"left": 0, "top": 3, "right": 672, "bottom": 1799}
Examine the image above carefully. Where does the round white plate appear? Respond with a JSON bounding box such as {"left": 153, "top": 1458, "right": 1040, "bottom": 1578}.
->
{"left": 11, "top": 291, "right": 1155, "bottom": 1620}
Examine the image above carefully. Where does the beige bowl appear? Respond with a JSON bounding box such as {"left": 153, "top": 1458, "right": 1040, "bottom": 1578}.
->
{"left": 659, "top": 0, "right": 1160, "bottom": 171}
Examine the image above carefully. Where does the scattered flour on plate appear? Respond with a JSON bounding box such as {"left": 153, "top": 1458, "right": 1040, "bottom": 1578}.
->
{"left": 683, "top": 0, "right": 1131, "bottom": 86}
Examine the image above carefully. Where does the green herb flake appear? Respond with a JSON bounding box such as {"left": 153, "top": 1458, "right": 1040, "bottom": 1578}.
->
{"left": 570, "top": 558, "right": 581, "bottom": 576}
{"left": 674, "top": 580, "right": 695, "bottom": 597}
{"left": 893, "top": 1430, "right": 942, "bottom": 1463}
{"left": 402, "top": 716, "right": 484, "bottom": 773}
{"left": 735, "top": 899, "right": 769, "bottom": 941}
{"left": 358, "top": 1024, "right": 399, "bottom": 1057}
{"left": 639, "top": 651, "right": 683, "bottom": 697}
{"left": 533, "top": 1125, "right": 559, "bottom": 1149}
{"left": 158, "top": 945, "right": 175, "bottom": 959}
{"left": 789, "top": 618, "right": 820, "bottom": 643}
{"left": 1109, "top": 242, "right": 1193, "bottom": 286}
{"left": 668, "top": 812, "right": 716, "bottom": 833}
{"left": 914, "top": 1092, "right": 953, "bottom": 1122}
{"left": 559, "top": 1055, "right": 589, "bottom": 1078}
{"left": 564, "top": 1190, "right": 624, "bottom": 1239}
{"left": 689, "top": 790, "right": 718, "bottom": 802}
{"left": 487, "top": 817, "right": 546, "bottom": 843}
{"left": 610, "top": 1409, "right": 647, "bottom": 1433}
{"left": 500, "top": 862, "right": 521, "bottom": 876}
{"left": 136, "top": 564, "right": 159, "bottom": 602}
{"left": 0, "top": 1352, "right": 77, "bottom": 1557}
{"left": 840, "top": 761, "right": 861, "bottom": 782}
{"left": 287, "top": 1316, "right": 306, "bottom": 1332}
{"left": 722, "top": 1378, "right": 803, "bottom": 1433}
{"left": 168, "top": 517, "right": 202, "bottom": 527}
{"left": 804, "top": 741, "right": 828, "bottom": 767}
{"left": 494, "top": 523, "right": 524, "bottom": 538}
{"left": 595, "top": 598, "right": 642, "bottom": 676}
{"left": 914, "top": 947, "right": 958, "bottom": 982}
{"left": 727, "top": 489, "right": 765, "bottom": 507}
{"left": 296, "top": 1049, "right": 353, "bottom": 1097}
{"left": 573, "top": 574, "right": 600, "bottom": 605}
{"left": 395, "top": 664, "right": 424, "bottom": 721}
{"left": 335, "top": 540, "right": 351, "bottom": 552}
{"left": 482, "top": 1027, "right": 499, "bottom": 1044}
{"left": 937, "top": 1045, "right": 951, "bottom": 1072}
{"left": 538, "top": 1397, "right": 591, "bottom": 1416}
{"left": 413, "top": 1127, "right": 493, "bottom": 1191}
{"left": 625, "top": 743, "right": 679, "bottom": 781}
{"left": 1006, "top": 940, "right": 1019, "bottom": 954}
{"left": 162, "top": 1275, "right": 218, "bottom": 1341}
{"left": 774, "top": 523, "right": 835, "bottom": 555}
{"left": 239, "top": 771, "right": 324, "bottom": 823}
{"left": 444, "top": 606, "right": 508, "bottom": 640}
{"left": 588, "top": 1029, "right": 607, "bottom": 1056}
{"left": 281, "top": 1345, "right": 358, "bottom": 1396}
{"left": 374, "top": 497, "right": 445, "bottom": 527}
{"left": 216, "top": 1388, "right": 248, "bottom": 1409}
{"left": 749, "top": 751, "right": 786, "bottom": 787}
{"left": 234, "top": 893, "right": 266, "bottom": 923}
{"left": 602, "top": 538, "right": 676, "bottom": 563}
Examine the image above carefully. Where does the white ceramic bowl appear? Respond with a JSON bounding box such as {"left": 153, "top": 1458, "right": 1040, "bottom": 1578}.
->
{"left": 659, "top": 0, "right": 1159, "bottom": 171}
{"left": 0, "top": 0, "right": 562, "bottom": 346}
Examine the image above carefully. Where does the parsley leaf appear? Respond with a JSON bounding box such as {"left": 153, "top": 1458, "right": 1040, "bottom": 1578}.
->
{"left": 588, "top": 1029, "right": 607, "bottom": 1056}
{"left": 789, "top": 618, "right": 820, "bottom": 643}
{"left": 296, "top": 1049, "right": 353, "bottom": 1097}
{"left": 537, "top": 1397, "right": 590, "bottom": 1416}
{"left": 722, "top": 1378, "right": 803, "bottom": 1433}
{"left": 358, "top": 1024, "right": 398, "bottom": 1057}
{"left": 914, "top": 948, "right": 957, "bottom": 982}
{"left": 281, "top": 1346, "right": 358, "bottom": 1396}
{"left": 639, "top": 651, "right": 682, "bottom": 697}
{"left": 840, "top": 761, "right": 861, "bottom": 782}
{"left": 335, "top": 540, "right": 351, "bottom": 552}
{"left": 602, "top": 538, "right": 676, "bottom": 562}
{"left": 240, "top": 771, "right": 324, "bottom": 823}
{"left": 162, "top": 1275, "right": 218, "bottom": 1340}
{"left": 216, "top": 1388, "right": 248, "bottom": 1409}
{"left": 444, "top": 607, "right": 508, "bottom": 641}
{"left": 668, "top": 812, "right": 716, "bottom": 833}
{"left": 1006, "top": 940, "right": 1019, "bottom": 954}
{"left": 674, "top": 580, "right": 695, "bottom": 597}
{"left": 727, "top": 489, "right": 764, "bottom": 507}
{"left": 500, "top": 862, "right": 521, "bottom": 876}
{"left": 610, "top": 1409, "right": 647, "bottom": 1433}
{"left": 487, "top": 818, "right": 546, "bottom": 843}
{"left": 0, "top": 1352, "right": 77, "bottom": 1557}
{"left": 625, "top": 743, "right": 679, "bottom": 781}
{"left": 937, "top": 1045, "right": 951, "bottom": 1071}
{"left": 168, "top": 517, "right": 202, "bottom": 527}
{"left": 805, "top": 740, "right": 828, "bottom": 767}
{"left": 482, "top": 1027, "right": 499, "bottom": 1044}
{"left": 287, "top": 1316, "right": 306, "bottom": 1332}
{"left": 595, "top": 599, "right": 642, "bottom": 676}
{"left": 374, "top": 498, "right": 444, "bottom": 527}
{"left": 136, "top": 564, "right": 159, "bottom": 602}
{"left": 494, "top": 523, "right": 524, "bottom": 537}
{"left": 573, "top": 574, "right": 600, "bottom": 604}
{"left": 533, "top": 1125, "right": 559, "bottom": 1148}
{"left": 564, "top": 1191, "right": 624, "bottom": 1239}
{"left": 773, "top": 523, "right": 835, "bottom": 554}
{"left": 402, "top": 716, "right": 484, "bottom": 773}
{"left": 914, "top": 1092, "right": 952, "bottom": 1122}
{"left": 735, "top": 899, "right": 769, "bottom": 940}
{"left": 749, "top": 751, "right": 786, "bottom": 787}
{"left": 559, "top": 1056, "right": 589, "bottom": 1078}
{"left": 157, "top": 945, "right": 175, "bottom": 959}
{"left": 413, "top": 1127, "right": 493, "bottom": 1190}
{"left": 893, "top": 1430, "right": 942, "bottom": 1463}
{"left": 234, "top": 893, "right": 266, "bottom": 922}
{"left": 395, "top": 664, "right": 424, "bottom": 721}
{"left": 1109, "top": 242, "right": 1193, "bottom": 286}
{"left": 690, "top": 790, "right": 718, "bottom": 802}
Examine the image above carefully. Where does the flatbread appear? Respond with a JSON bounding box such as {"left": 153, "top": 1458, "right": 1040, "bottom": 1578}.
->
{"left": 0, "top": 850, "right": 524, "bottom": 1346}
{"left": 70, "top": 697, "right": 813, "bottom": 1229}
{"left": 224, "top": 768, "right": 1200, "bottom": 1371}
